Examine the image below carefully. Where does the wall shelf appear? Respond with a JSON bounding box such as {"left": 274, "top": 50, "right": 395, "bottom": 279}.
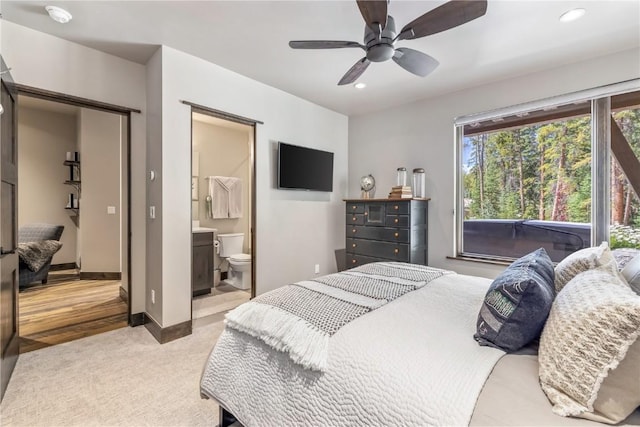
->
{"left": 64, "top": 158, "right": 80, "bottom": 217}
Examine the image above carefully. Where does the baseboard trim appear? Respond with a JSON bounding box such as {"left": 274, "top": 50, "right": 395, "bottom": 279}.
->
{"left": 79, "top": 272, "right": 122, "bottom": 280}
{"left": 50, "top": 262, "right": 78, "bottom": 271}
{"left": 119, "top": 286, "right": 128, "bottom": 303}
{"left": 144, "top": 316, "right": 192, "bottom": 344}
{"left": 130, "top": 312, "right": 146, "bottom": 327}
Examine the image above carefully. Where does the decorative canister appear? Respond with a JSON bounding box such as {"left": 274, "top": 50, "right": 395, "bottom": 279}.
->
{"left": 413, "top": 168, "right": 426, "bottom": 198}
{"left": 396, "top": 167, "right": 408, "bottom": 187}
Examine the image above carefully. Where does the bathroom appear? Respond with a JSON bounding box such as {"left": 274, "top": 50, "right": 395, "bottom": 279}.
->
{"left": 191, "top": 111, "right": 254, "bottom": 320}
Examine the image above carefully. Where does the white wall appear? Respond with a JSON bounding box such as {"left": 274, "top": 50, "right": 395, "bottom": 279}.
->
{"left": 17, "top": 106, "right": 78, "bottom": 265}
{"left": 155, "top": 46, "right": 348, "bottom": 327}
{"left": 3, "top": 21, "right": 147, "bottom": 313}
{"left": 78, "top": 108, "right": 121, "bottom": 273}
{"left": 349, "top": 48, "right": 640, "bottom": 279}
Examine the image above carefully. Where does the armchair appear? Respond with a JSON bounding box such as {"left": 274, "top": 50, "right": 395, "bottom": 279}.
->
{"left": 18, "top": 224, "right": 64, "bottom": 289}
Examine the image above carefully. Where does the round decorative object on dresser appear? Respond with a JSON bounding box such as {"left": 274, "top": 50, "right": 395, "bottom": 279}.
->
{"left": 360, "top": 174, "right": 376, "bottom": 199}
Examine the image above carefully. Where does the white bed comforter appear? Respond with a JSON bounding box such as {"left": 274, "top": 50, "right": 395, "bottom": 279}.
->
{"left": 200, "top": 273, "right": 505, "bottom": 427}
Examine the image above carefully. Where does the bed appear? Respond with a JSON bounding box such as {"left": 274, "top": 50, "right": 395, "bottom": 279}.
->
{"left": 200, "top": 252, "right": 640, "bottom": 427}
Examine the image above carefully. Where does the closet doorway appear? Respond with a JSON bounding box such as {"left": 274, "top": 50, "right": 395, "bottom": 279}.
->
{"left": 189, "top": 107, "right": 256, "bottom": 325}
{"left": 16, "top": 91, "right": 131, "bottom": 353}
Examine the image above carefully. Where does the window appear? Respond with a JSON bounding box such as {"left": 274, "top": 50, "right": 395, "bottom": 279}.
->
{"left": 455, "top": 82, "right": 640, "bottom": 262}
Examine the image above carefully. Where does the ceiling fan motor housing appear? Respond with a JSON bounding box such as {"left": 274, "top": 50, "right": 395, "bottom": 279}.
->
{"left": 364, "top": 15, "right": 397, "bottom": 62}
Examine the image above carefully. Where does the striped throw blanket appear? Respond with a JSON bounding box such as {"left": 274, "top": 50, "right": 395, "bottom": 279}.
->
{"left": 225, "top": 262, "right": 453, "bottom": 371}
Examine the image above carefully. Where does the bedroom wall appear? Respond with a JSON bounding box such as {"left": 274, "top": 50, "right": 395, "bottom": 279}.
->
{"left": 155, "top": 45, "right": 349, "bottom": 328}
{"left": 349, "top": 48, "right": 640, "bottom": 280}
{"left": 3, "top": 21, "right": 147, "bottom": 314}
{"left": 17, "top": 106, "right": 78, "bottom": 265}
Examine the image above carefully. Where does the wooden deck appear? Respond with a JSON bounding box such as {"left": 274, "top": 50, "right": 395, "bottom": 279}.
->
{"left": 19, "top": 270, "right": 128, "bottom": 353}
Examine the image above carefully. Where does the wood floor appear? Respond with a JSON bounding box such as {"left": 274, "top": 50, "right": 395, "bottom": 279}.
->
{"left": 19, "top": 270, "right": 128, "bottom": 353}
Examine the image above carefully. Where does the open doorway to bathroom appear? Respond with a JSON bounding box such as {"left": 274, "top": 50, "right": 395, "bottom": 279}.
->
{"left": 190, "top": 108, "right": 255, "bottom": 325}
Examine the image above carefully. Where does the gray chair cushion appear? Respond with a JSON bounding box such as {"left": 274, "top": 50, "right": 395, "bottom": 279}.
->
{"left": 474, "top": 248, "right": 555, "bottom": 352}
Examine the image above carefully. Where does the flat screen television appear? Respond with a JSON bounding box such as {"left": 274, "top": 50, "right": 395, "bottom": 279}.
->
{"left": 277, "top": 142, "right": 334, "bottom": 192}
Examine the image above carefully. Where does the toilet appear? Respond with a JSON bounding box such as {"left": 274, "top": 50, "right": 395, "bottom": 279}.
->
{"left": 218, "top": 233, "right": 251, "bottom": 290}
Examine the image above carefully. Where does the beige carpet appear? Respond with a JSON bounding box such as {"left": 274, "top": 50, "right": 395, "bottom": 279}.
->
{"left": 0, "top": 318, "right": 226, "bottom": 426}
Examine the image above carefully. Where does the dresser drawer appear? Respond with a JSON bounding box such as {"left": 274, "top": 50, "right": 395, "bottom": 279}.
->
{"left": 386, "top": 202, "right": 409, "bottom": 215}
{"left": 193, "top": 231, "right": 214, "bottom": 246}
{"left": 346, "top": 238, "right": 409, "bottom": 260}
{"left": 346, "top": 214, "right": 365, "bottom": 225}
{"left": 345, "top": 253, "right": 391, "bottom": 268}
{"left": 346, "top": 202, "right": 364, "bottom": 214}
{"left": 385, "top": 215, "right": 409, "bottom": 227}
{"left": 346, "top": 226, "right": 409, "bottom": 243}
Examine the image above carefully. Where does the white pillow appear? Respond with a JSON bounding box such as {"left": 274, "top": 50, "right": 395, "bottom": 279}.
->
{"left": 622, "top": 254, "right": 640, "bottom": 295}
{"left": 554, "top": 242, "right": 615, "bottom": 292}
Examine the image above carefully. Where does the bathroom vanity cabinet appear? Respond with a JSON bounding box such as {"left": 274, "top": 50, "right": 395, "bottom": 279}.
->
{"left": 344, "top": 198, "right": 429, "bottom": 268}
{"left": 192, "top": 231, "right": 214, "bottom": 297}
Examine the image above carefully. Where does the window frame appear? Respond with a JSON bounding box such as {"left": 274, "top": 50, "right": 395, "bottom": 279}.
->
{"left": 454, "top": 79, "right": 640, "bottom": 261}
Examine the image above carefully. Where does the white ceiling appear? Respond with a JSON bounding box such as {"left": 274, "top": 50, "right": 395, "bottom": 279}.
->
{"left": 3, "top": 1, "right": 639, "bottom": 116}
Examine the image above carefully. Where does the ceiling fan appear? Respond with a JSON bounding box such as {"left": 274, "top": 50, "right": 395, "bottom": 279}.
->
{"left": 289, "top": 0, "right": 488, "bottom": 85}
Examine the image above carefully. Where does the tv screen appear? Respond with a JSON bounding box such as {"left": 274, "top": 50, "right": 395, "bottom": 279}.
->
{"left": 278, "top": 142, "right": 334, "bottom": 192}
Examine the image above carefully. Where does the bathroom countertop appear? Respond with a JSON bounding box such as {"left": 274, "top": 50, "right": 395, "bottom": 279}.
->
{"left": 192, "top": 227, "right": 217, "bottom": 234}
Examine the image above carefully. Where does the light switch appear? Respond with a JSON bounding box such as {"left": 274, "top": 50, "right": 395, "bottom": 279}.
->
{"left": 150, "top": 206, "right": 156, "bottom": 219}
{"left": 107, "top": 206, "right": 116, "bottom": 215}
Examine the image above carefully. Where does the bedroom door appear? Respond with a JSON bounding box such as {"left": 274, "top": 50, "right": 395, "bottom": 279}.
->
{"left": 0, "top": 61, "right": 19, "bottom": 401}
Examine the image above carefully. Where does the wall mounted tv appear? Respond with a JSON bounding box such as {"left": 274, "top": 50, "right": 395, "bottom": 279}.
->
{"left": 277, "top": 142, "right": 334, "bottom": 192}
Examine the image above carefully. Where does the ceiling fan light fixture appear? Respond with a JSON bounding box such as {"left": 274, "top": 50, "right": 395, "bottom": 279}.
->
{"left": 559, "top": 8, "right": 586, "bottom": 23}
{"left": 45, "top": 6, "right": 72, "bottom": 24}
{"left": 354, "top": 82, "right": 367, "bottom": 89}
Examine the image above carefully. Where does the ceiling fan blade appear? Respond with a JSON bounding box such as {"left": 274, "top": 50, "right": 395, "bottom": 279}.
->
{"left": 392, "top": 48, "right": 439, "bottom": 77}
{"left": 338, "top": 57, "right": 370, "bottom": 85}
{"left": 397, "top": 0, "right": 487, "bottom": 41}
{"left": 356, "top": 0, "right": 388, "bottom": 33}
{"left": 289, "top": 40, "right": 365, "bottom": 50}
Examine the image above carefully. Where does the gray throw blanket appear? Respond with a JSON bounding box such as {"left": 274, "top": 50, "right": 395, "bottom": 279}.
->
{"left": 17, "top": 240, "right": 62, "bottom": 272}
{"left": 225, "top": 262, "right": 452, "bottom": 371}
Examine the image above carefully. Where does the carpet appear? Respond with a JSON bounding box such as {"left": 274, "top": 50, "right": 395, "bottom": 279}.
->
{"left": 0, "top": 318, "right": 225, "bottom": 426}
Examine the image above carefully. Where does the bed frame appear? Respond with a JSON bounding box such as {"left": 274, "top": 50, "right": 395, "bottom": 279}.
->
{"left": 219, "top": 406, "right": 238, "bottom": 427}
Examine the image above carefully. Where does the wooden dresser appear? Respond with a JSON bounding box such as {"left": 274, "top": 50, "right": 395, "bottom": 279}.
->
{"left": 344, "top": 198, "right": 429, "bottom": 268}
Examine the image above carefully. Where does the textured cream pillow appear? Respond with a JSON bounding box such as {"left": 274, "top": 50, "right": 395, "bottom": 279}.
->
{"left": 554, "top": 242, "right": 616, "bottom": 292}
{"left": 539, "top": 266, "right": 640, "bottom": 424}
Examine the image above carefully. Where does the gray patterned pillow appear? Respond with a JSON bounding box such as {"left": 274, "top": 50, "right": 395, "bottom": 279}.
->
{"left": 554, "top": 242, "right": 615, "bottom": 292}
{"left": 539, "top": 266, "right": 640, "bottom": 423}
{"left": 17, "top": 240, "right": 62, "bottom": 272}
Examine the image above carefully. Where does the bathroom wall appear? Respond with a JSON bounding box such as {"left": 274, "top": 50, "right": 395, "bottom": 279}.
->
{"left": 17, "top": 105, "right": 79, "bottom": 265}
{"left": 192, "top": 116, "right": 252, "bottom": 255}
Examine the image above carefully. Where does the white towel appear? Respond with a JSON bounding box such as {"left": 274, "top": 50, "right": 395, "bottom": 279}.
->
{"left": 209, "top": 176, "right": 242, "bottom": 219}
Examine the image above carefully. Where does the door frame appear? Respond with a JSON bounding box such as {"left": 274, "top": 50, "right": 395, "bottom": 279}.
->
{"left": 14, "top": 84, "right": 140, "bottom": 324}
{"left": 185, "top": 101, "right": 261, "bottom": 302}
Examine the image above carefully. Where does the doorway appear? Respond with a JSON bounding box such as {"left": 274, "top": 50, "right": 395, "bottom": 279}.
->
{"left": 190, "top": 109, "right": 256, "bottom": 324}
{"left": 15, "top": 93, "right": 130, "bottom": 352}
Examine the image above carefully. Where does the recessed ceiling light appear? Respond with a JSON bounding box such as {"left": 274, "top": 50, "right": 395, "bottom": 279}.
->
{"left": 354, "top": 82, "right": 367, "bottom": 89}
{"left": 559, "top": 8, "right": 586, "bottom": 23}
{"left": 45, "top": 6, "right": 72, "bottom": 24}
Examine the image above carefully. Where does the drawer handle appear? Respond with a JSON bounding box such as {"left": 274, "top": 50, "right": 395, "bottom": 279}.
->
{"left": 352, "top": 229, "right": 357, "bottom": 233}
{"left": 352, "top": 259, "right": 357, "bottom": 264}
{"left": 364, "top": 212, "right": 368, "bottom": 216}
{"left": 394, "top": 248, "right": 399, "bottom": 254}
{"left": 352, "top": 243, "right": 357, "bottom": 248}
{"left": 352, "top": 217, "right": 357, "bottom": 221}
{"left": 394, "top": 232, "right": 399, "bottom": 238}
{"left": 394, "top": 218, "right": 399, "bottom": 224}
{"left": 394, "top": 205, "right": 399, "bottom": 210}
{"left": 352, "top": 206, "right": 357, "bottom": 210}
